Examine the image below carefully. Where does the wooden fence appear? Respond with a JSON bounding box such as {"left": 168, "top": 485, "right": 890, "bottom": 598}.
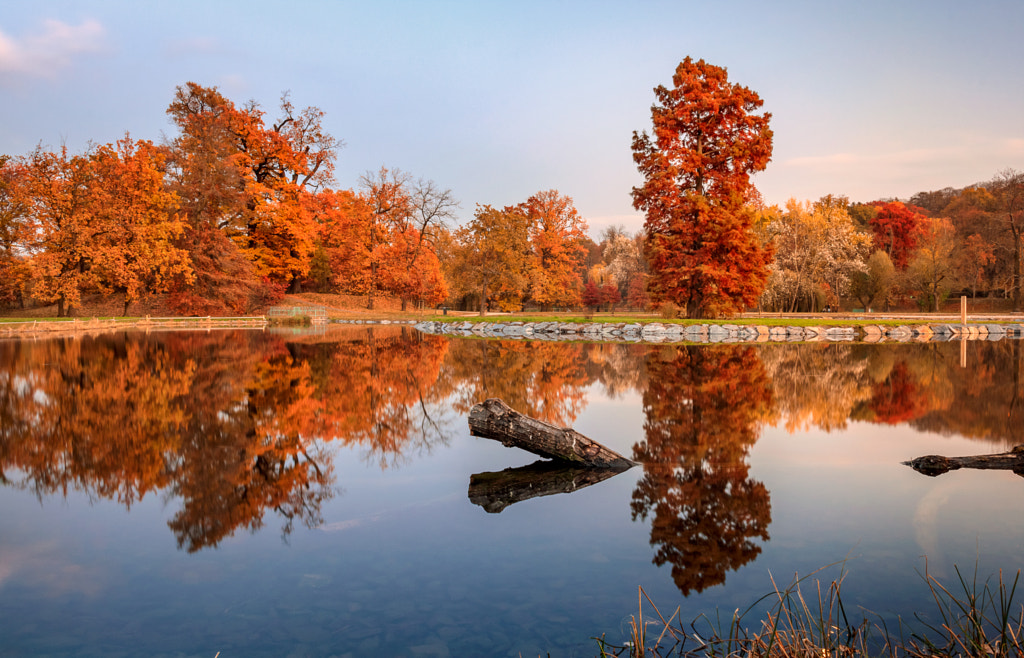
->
{"left": 1, "top": 315, "right": 268, "bottom": 337}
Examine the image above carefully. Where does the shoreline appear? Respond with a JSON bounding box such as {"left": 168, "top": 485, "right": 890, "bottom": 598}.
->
{"left": 412, "top": 319, "right": 1024, "bottom": 343}
{"left": 4, "top": 315, "right": 1024, "bottom": 344}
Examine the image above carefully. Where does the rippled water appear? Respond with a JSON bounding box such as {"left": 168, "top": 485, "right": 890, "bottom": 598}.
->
{"left": 0, "top": 327, "right": 1021, "bottom": 656}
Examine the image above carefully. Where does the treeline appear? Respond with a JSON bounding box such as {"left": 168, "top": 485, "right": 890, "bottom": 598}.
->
{"left": 0, "top": 83, "right": 462, "bottom": 316}
{"left": 756, "top": 174, "right": 1024, "bottom": 314}
{"left": 1, "top": 81, "right": 1021, "bottom": 316}
{"left": 0, "top": 82, "right": 623, "bottom": 317}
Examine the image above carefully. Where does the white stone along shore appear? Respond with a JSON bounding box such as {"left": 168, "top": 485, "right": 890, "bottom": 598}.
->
{"left": 407, "top": 320, "right": 1024, "bottom": 344}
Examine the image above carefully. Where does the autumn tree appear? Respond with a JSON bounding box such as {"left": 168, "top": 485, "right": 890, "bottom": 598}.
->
{"left": 356, "top": 168, "right": 455, "bottom": 310}
{"left": 22, "top": 146, "right": 98, "bottom": 316}
{"left": 990, "top": 169, "right": 1024, "bottom": 310}
{"left": 602, "top": 229, "right": 648, "bottom": 305}
{"left": 850, "top": 250, "right": 896, "bottom": 311}
{"left": 86, "top": 137, "right": 192, "bottom": 315}
{"left": 518, "top": 190, "right": 588, "bottom": 309}
{"left": 581, "top": 279, "right": 602, "bottom": 310}
{"left": 452, "top": 205, "right": 531, "bottom": 314}
{"left": 958, "top": 233, "right": 996, "bottom": 299}
{"left": 0, "top": 155, "right": 31, "bottom": 309}
{"left": 907, "top": 216, "right": 959, "bottom": 311}
{"left": 869, "top": 201, "right": 926, "bottom": 270}
{"left": 165, "top": 83, "right": 341, "bottom": 310}
{"left": 631, "top": 57, "right": 774, "bottom": 318}
{"left": 762, "top": 198, "right": 869, "bottom": 312}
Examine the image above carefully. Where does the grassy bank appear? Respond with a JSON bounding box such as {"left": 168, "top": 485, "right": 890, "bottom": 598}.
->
{"left": 596, "top": 563, "right": 1022, "bottom": 657}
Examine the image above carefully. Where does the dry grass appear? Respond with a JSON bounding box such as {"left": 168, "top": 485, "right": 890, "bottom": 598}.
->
{"left": 595, "top": 562, "right": 1024, "bottom": 657}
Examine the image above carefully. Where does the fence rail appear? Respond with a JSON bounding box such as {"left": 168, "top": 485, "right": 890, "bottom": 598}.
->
{"left": 1, "top": 315, "right": 269, "bottom": 336}
{"left": 266, "top": 305, "right": 329, "bottom": 324}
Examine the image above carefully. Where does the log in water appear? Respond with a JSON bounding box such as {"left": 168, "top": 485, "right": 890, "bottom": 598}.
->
{"left": 905, "top": 445, "right": 1024, "bottom": 476}
{"left": 468, "top": 398, "right": 636, "bottom": 469}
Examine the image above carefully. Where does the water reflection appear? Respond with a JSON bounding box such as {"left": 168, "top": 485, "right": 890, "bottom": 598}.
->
{"left": 0, "top": 331, "right": 1021, "bottom": 587}
{"left": 631, "top": 345, "right": 774, "bottom": 595}
{"left": 0, "top": 326, "right": 452, "bottom": 551}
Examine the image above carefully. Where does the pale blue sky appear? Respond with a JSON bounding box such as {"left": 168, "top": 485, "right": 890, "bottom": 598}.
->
{"left": 2, "top": 1, "right": 1022, "bottom": 237}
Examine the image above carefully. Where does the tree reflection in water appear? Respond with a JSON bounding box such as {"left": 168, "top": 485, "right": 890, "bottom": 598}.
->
{"left": 631, "top": 345, "right": 774, "bottom": 595}
{"left": 1, "top": 333, "right": 1022, "bottom": 561}
{"left": 0, "top": 326, "right": 452, "bottom": 551}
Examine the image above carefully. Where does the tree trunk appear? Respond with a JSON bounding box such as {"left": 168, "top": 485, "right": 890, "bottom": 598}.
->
{"left": 905, "top": 445, "right": 1024, "bottom": 477}
{"left": 468, "top": 398, "right": 635, "bottom": 468}
{"left": 1013, "top": 229, "right": 1022, "bottom": 312}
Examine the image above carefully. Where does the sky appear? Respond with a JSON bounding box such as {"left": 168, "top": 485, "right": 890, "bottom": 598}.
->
{"left": 1, "top": 0, "right": 1022, "bottom": 238}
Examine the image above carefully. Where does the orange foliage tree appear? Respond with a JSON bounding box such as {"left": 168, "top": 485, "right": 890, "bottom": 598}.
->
{"left": 22, "top": 146, "right": 99, "bottom": 316}
{"left": 518, "top": 190, "right": 588, "bottom": 309}
{"left": 452, "top": 204, "right": 532, "bottom": 314}
{"left": 165, "top": 83, "right": 341, "bottom": 311}
{"left": 357, "top": 168, "right": 455, "bottom": 310}
{"left": 86, "top": 138, "right": 192, "bottom": 314}
{"left": 632, "top": 57, "right": 774, "bottom": 318}
{"left": 0, "top": 155, "right": 32, "bottom": 309}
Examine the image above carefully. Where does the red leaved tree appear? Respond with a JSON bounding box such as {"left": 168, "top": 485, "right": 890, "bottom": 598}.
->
{"left": 632, "top": 57, "right": 774, "bottom": 318}
{"left": 869, "top": 201, "right": 926, "bottom": 270}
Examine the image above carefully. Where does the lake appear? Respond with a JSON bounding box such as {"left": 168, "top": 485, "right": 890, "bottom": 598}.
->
{"left": 0, "top": 327, "right": 1021, "bottom": 657}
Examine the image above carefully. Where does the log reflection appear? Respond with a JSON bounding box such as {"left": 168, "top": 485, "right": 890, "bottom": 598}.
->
{"left": 468, "top": 459, "right": 630, "bottom": 513}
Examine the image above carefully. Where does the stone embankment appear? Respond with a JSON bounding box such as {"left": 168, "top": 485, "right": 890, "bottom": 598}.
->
{"left": 413, "top": 320, "right": 1024, "bottom": 344}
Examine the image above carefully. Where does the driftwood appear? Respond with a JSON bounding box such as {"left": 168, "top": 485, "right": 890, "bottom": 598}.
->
{"left": 468, "top": 459, "right": 631, "bottom": 513}
{"left": 468, "top": 398, "right": 636, "bottom": 468}
{"left": 905, "top": 445, "right": 1024, "bottom": 477}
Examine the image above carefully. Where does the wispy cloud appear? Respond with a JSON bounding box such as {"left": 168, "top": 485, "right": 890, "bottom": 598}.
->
{"left": 781, "top": 146, "right": 962, "bottom": 170}
{"left": 0, "top": 19, "right": 106, "bottom": 78}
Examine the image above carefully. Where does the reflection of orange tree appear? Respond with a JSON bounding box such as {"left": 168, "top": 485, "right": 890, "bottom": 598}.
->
{"left": 0, "top": 335, "right": 193, "bottom": 504}
{"left": 847, "top": 344, "right": 952, "bottom": 428}
{"left": 760, "top": 343, "right": 871, "bottom": 432}
{"left": 581, "top": 342, "right": 650, "bottom": 399}
{"left": 289, "top": 326, "right": 452, "bottom": 468}
{"left": 0, "top": 327, "right": 452, "bottom": 552}
{"left": 162, "top": 327, "right": 452, "bottom": 549}
{"left": 446, "top": 339, "right": 592, "bottom": 427}
{"left": 631, "top": 345, "right": 774, "bottom": 596}
{"left": 906, "top": 341, "right": 1023, "bottom": 446}
{"left": 164, "top": 332, "right": 335, "bottom": 552}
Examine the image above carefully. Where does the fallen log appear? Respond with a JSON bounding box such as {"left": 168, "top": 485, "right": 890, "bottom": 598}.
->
{"left": 468, "top": 398, "right": 636, "bottom": 468}
{"left": 469, "top": 459, "right": 631, "bottom": 513}
{"left": 904, "top": 445, "right": 1024, "bottom": 477}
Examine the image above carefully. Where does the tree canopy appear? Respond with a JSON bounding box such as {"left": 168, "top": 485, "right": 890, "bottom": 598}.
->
{"left": 632, "top": 57, "right": 774, "bottom": 318}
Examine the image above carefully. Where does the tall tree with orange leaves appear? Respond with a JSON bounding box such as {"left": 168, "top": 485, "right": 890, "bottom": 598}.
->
{"left": 519, "top": 190, "right": 588, "bottom": 309}
{"left": 87, "top": 138, "right": 192, "bottom": 315}
{"left": 0, "top": 155, "right": 32, "bottom": 309}
{"left": 165, "top": 83, "right": 341, "bottom": 309}
{"left": 632, "top": 57, "right": 774, "bottom": 318}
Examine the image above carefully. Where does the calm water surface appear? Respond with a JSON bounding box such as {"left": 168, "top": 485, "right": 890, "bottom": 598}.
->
{"left": 0, "top": 327, "right": 1021, "bottom": 657}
